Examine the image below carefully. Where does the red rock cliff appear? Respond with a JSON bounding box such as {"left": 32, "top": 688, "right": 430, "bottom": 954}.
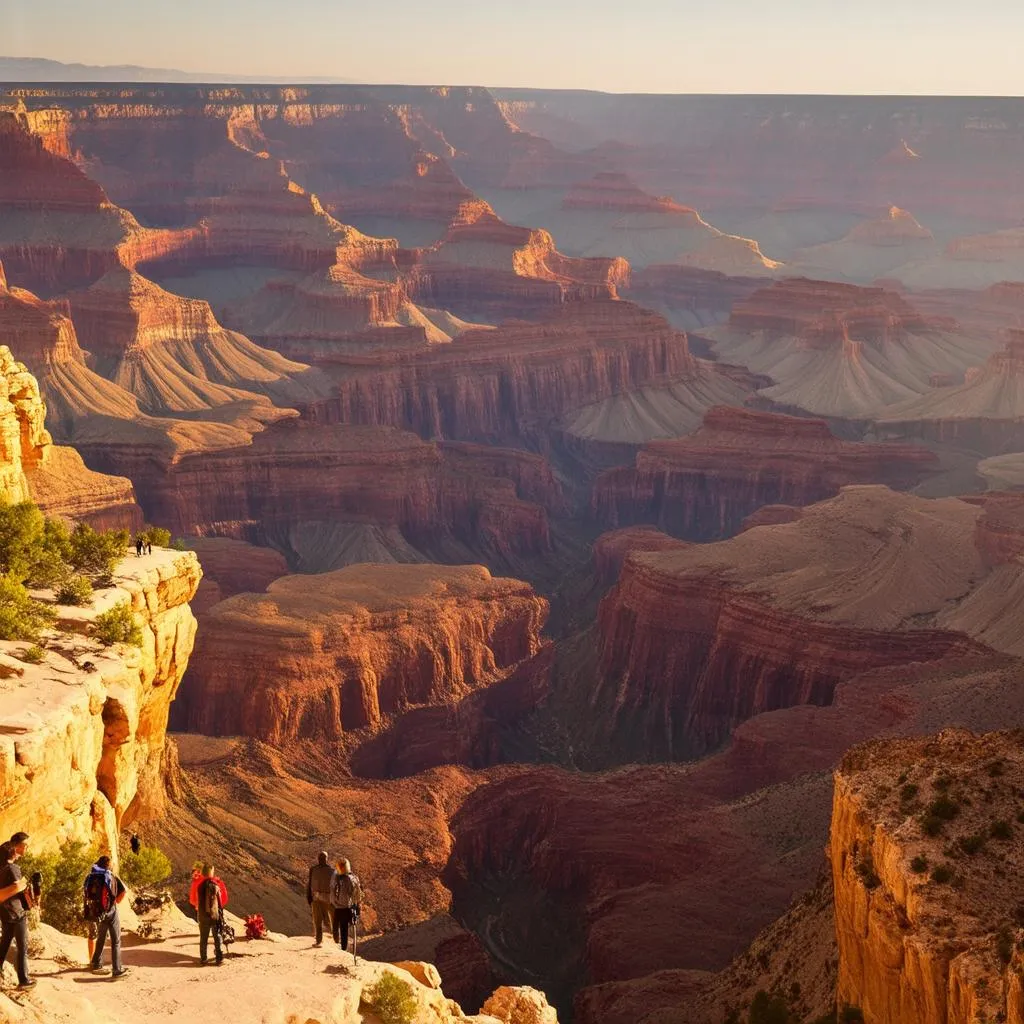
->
{"left": 592, "top": 407, "right": 937, "bottom": 540}
{"left": 177, "top": 563, "right": 548, "bottom": 743}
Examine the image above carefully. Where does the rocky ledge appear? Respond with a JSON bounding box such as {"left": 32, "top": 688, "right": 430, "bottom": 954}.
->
{"left": 0, "top": 548, "right": 201, "bottom": 857}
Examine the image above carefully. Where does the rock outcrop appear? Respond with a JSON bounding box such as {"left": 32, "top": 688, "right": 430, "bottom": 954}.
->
{"left": 596, "top": 487, "right": 988, "bottom": 757}
{"left": 176, "top": 563, "right": 548, "bottom": 744}
{"left": 831, "top": 730, "right": 1024, "bottom": 1024}
{"left": 0, "top": 327, "right": 141, "bottom": 527}
{"left": 592, "top": 407, "right": 937, "bottom": 540}
{"left": 704, "top": 278, "right": 993, "bottom": 419}
{"left": 0, "top": 548, "right": 201, "bottom": 858}
{"left": 873, "top": 329, "right": 1024, "bottom": 452}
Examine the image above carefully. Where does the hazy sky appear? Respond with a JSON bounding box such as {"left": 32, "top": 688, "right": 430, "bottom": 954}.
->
{"left": 4, "top": 0, "right": 1024, "bottom": 94}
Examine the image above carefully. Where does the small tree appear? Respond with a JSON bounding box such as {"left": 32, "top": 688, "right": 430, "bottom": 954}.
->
{"left": 68, "top": 524, "right": 129, "bottom": 584}
{"left": 19, "top": 840, "right": 97, "bottom": 935}
{"left": 92, "top": 601, "right": 142, "bottom": 647}
{"left": 362, "top": 972, "right": 418, "bottom": 1024}
{"left": 0, "top": 572, "right": 56, "bottom": 641}
{"left": 119, "top": 845, "right": 172, "bottom": 889}
{"left": 55, "top": 574, "right": 93, "bottom": 607}
{"left": 141, "top": 526, "right": 172, "bottom": 548}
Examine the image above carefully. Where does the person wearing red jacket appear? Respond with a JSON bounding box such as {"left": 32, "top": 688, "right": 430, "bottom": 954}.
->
{"left": 188, "top": 864, "right": 228, "bottom": 913}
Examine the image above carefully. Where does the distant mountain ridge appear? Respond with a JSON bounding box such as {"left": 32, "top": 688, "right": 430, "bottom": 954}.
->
{"left": 0, "top": 55, "right": 352, "bottom": 83}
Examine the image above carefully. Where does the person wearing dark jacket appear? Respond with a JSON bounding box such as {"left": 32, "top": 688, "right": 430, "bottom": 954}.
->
{"left": 84, "top": 855, "right": 128, "bottom": 977}
{"left": 331, "top": 858, "right": 362, "bottom": 952}
{"left": 306, "top": 851, "right": 335, "bottom": 947}
{"left": 196, "top": 863, "right": 227, "bottom": 966}
{"left": 0, "top": 838, "right": 34, "bottom": 989}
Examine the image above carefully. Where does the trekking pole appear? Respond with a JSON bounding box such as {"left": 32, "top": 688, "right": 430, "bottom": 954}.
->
{"left": 351, "top": 913, "right": 358, "bottom": 965}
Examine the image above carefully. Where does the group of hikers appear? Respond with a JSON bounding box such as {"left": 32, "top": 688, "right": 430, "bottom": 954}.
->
{"left": 0, "top": 832, "right": 362, "bottom": 988}
{"left": 134, "top": 535, "right": 153, "bottom": 557}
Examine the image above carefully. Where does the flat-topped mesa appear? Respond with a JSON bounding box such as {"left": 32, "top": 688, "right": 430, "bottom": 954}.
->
{"left": 625, "top": 265, "right": 765, "bottom": 322}
{"left": 0, "top": 548, "right": 202, "bottom": 858}
{"left": 305, "top": 300, "right": 694, "bottom": 443}
{"left": 176, "top": 563, "right": 548, "bottom": 744}
{"left": 831, "top": 730, "right": 1024, "bottom": 1024}
{"left": 706, "top": 278, "right": 988, "bottom": 419}
{"left": 98, "top": 423, "right": 556, "bottom": 568}
{"left": 562, "top": 172, "right": 699, "bottom": 218}
{"left": 592, "top": 407, "right": 937, "bottom": 540}
{"left": 596, "top": 487, "right": 989, "bottom": 758}
{"left": 728, "top": 278, "right": 939, "bottom": 339}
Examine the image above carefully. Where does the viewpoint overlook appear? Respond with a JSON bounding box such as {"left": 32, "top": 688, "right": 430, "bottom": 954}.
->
{"left": 2, "top": 69, "right": 1024, "bottom": 1024}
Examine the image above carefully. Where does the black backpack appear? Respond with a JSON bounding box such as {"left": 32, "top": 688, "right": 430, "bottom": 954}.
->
{"left": 201, "top": 879, "right": 221, "bottom": 919}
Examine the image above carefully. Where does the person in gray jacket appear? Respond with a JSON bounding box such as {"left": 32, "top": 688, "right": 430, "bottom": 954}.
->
{"left": 305, "top": 851, "right": 335, "bottom": 947}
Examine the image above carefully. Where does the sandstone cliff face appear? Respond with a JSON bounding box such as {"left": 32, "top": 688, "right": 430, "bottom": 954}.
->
{"left": 305, "top": 300, "right": 694, "bottom": 444}
{"left": 592, "top": 407, "right": 937, "bottom": 540}
{"left": 831, "top": 730, "right": 1024, "bottom": 1024}
{"left": 596, "top": 487, "right": 988, "bottom": 757}
{"left": 177, "top": 563, "right": 548, "bottom": 744}
{"left": 89, "top": 423, "right": 557, "bottom": 572}
{"left": 0, "top": 549, "right": 201, "bottom": 859}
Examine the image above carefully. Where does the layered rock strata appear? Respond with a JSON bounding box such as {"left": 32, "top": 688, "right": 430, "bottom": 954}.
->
{"left": 596, "top": 486, "right": 988, "bottom": 757}
{"left": 0, "top": 549, "right": 201, "bottom": 858}
{"left": 177, "top": 563, "right": 548, "bottom": 744}
{"left": 831, "top": 730, "right": 1024, "bottom": 1024}
{"left": 592, "top": 407, "right": 937, "bottom": 540}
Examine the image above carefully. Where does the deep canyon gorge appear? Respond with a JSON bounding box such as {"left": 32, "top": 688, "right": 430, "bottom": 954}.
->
{"left": 3, "top": 80, "right": 1024, "bottom": 1024}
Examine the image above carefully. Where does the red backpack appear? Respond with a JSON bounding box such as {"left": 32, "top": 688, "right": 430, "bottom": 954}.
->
{"left": 83, "top": 870, "right": 111, "bottom": 920}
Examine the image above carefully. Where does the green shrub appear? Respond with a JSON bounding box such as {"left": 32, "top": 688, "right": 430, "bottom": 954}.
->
{"left": 997, "top": 926, "right": 1014, "bottom": 964}
{"left": 119, "top": 844, "right": 172, "bottom": 889}
{"left": 900, "top": 783, "right": 919, "bottom": 803}
{"left": 55, "top": 574, "right": 93, "bottom": 606}
{"left": 991, "top": 820, "right": 1013, "bottom": 840}
{"left": 927, "top": 795, "right": 960, "bottom": 821}
{"left": 0, "top": 572, "right": 56, "bottom": 641}
{"left": 170, "top": 538, "right": 187, "bottom": 552}
{"left": 931, "top": 864, "right": 954, "bottom": 884}
{"left": 68, "top": 523, "right": 128, "bottom": 582}
{"left": 987, "top": 760, "right": 1005, "bottom": 778}
{"left": 748, "top": 990, "right": 791, "bottom": 1024}
{"left": 958, "top": 833, "right": 987, "bottom": 856}
{"left": 18, "top": 644, "right": 45, "bottom": 664}
{"left": 921, "top": 814, "right": 944, "bottom": 837}
{"left": 910, "top": 854, "right": 929, "bottom": 874}
{"left": 92, "top": 601, "right": 142, "bottom": 647}
{"left": 362, "top": 972, "right": 418, "bottom": 1024}
{"left": 19, "top": 840, "right": 97, "bottom": 935}
{"left": 141, "top": 526, "right": 172, "bottom": 548}
{"left": 855, "top": 856, "right": 880, "bottom": 890}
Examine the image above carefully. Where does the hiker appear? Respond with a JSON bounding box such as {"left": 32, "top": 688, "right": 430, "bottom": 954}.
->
{"left": 135, "top": 535, "right": 144, "bottom": 557}
{"left": 331, "top": 858, "right": 362, "bottom": 953}
{"left": 0, "top": 838, "right": 34, "bottom": 990}
{"left": 130, "top": 834, "right": 141, "bottom": 856}
{"left": 84, "top": 855, "right": 128, "bottom": 977}
{"left": 189, "top": 861, "right": 227, "bottom": 915}
{"left": 306, "top": 851, "right": 335, "bottom": 947}
{"left": 146, "top": 540, "right": 153, "bottom": 555}
{"left": 196, "top": 864, "right": 227, "bottom": 966}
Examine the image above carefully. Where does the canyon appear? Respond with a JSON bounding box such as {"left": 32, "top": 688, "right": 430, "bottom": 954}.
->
{"left": 5, "top": 81, "right": 1024, "bottom": 1024}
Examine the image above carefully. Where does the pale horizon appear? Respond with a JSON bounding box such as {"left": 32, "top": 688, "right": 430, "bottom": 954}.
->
{"left": 4, "top": 0, "right": 1024, "bottom": 95}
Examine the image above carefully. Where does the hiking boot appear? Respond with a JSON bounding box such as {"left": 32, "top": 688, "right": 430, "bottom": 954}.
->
{"left": 214, "top": 958, "right": 224, "bottom": 966}
{"left": 16, "top": 979, "right": 36, "bottom": 990}
{"left": 91, "top": 965, "right": 110, "bottom": 975}
{"left": 111, "top": 969, "right": 129, "bottom": 978}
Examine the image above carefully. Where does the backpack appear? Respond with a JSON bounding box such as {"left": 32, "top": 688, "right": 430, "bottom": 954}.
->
{"left": 201, "top": 878, "right": 221, "bottom": 920}
{"left": 83, "top": 870, "right": 111, "bottom": 921}
{"left": 332, "top": 873, "right": 361, "bottom": 909}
